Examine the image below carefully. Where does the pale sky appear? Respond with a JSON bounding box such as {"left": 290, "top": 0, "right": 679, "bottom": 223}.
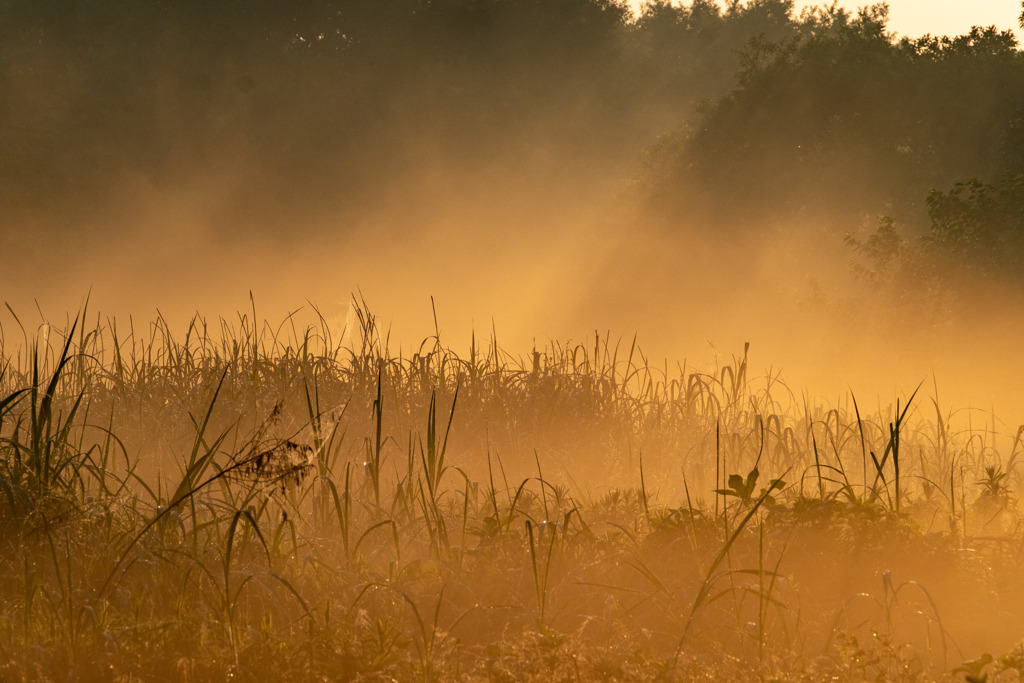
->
{"left": 629, "top": 1, "right": 1023, "bottom": 40}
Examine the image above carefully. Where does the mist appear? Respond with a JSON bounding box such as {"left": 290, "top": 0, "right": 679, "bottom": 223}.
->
{"left": 9, "top": 3, "right": 1024, "bottom": 677}
{"left": 3, "top": 0, "right": 1024, "bottom": 415}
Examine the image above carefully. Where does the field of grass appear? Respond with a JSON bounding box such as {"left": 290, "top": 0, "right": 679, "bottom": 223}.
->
{"left": 2, "top": 299, "right": 1024, "bottom": 681}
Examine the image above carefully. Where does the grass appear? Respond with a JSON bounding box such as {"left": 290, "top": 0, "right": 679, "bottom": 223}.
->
{"left": 1, "top": 298, "right": 1024, "bottom": 681}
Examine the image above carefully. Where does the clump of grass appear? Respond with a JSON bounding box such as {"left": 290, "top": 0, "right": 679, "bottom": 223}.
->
{"left": 0, "top": 298, "right": 1020, "bottom": 680}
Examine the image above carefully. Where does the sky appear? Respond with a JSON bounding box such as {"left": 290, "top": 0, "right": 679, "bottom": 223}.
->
{"left": 630, "top": 0, "right": 1023, "bottom": 40}
{"left": 796, "top": 0, "right": 1021, "bottom": 39}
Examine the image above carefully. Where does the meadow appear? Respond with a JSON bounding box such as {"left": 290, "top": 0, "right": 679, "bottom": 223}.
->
{"left": 1, "top": 299, "right": 1023, "bottom": 682}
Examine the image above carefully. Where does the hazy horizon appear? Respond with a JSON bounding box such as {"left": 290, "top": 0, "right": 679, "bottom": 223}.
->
{"left": 4, "top": 0, "right": 1024, "bottom": 418}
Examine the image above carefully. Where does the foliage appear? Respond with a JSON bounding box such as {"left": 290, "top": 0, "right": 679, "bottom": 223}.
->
{"left": 0, "top": 303, "right": 1021, "bottom": 680}
{"left": 0, "top": 0, "right": 806, "bottom": 232}
{"left": 6, "top": 0, "right": 1024, "bottom": 293}
{"left": 844, "top": 215, "right": 912, "bottom": 286}
{"left": 645, "top": 3, "right": 1024, "bottom": 232}
{"left": 715, "top": 466, "right": 785, "bottom": 506}
{"left": 844, "top": 171, "right": 1024, "bottom": 324}
{"left": 922, "top": 173, "right": 1024, "bottom": 278}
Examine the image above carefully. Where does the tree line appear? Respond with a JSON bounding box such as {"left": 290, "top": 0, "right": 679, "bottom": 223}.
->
{"left": 1, "top": 0, "right": 791, "bottom": 226}
{"left": 644, "top": 3, "right": 1024, "bottom": 291}
{"left": 2, "top": 0, "right": 1023, "bottom": 287}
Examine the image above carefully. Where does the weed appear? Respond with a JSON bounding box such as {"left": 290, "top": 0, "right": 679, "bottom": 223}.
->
{"left": 0, "top": 303, "right": 1019, "bottom": 680}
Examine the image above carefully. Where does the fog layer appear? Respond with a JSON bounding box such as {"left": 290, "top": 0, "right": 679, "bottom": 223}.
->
{"left": 3, "top": 0, "right": 1024, "bottom": 414}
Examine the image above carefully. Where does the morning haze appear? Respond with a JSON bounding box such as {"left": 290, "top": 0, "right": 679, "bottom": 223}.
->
{"left": 5, "top": 1, "right": 1024, "bottom": 679}
{"left": 4, "top": 0, "right": 1023, "bottom": 412}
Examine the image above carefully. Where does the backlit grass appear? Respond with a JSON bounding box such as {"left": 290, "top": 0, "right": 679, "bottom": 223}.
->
{"left": 1, "top": 299, "right": 1023, "bottom": 681}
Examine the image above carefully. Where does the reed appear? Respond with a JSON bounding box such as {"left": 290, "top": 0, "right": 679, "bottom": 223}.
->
{"left": 0, "top": 300, "right": 1020, "bottom": 680}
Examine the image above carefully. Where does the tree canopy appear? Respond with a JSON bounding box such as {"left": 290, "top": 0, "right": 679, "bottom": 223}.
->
{"left": 0, "top": 0, "right": 823, "bottom": 227}
{"left": 644, "top": 4, "right": 1024, "bottom": 232}
{"left": 2, "top": 0, "right": 1023, "bottom": 289}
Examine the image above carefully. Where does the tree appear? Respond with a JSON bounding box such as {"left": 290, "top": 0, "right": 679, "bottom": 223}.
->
{"left": 923, "top": 174, "right": 1024, "bottom": 278}
{"left": 641, "top": 2, "right": 1024, "bottom": 233}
